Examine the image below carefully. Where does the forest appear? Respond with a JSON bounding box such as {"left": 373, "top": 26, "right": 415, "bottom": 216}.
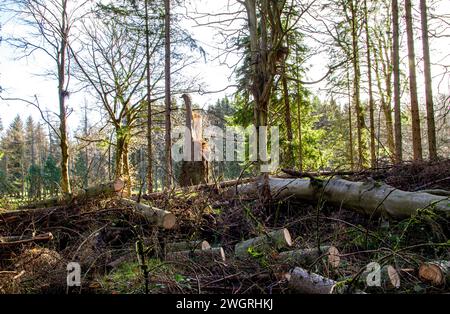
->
{"left": 0, "top": 0, "right": 449, "bottom": 296}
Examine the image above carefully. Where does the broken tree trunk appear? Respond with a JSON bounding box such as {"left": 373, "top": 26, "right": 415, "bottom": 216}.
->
{"left": 232, "top": 177, "right": 450, "bottom": 219}
{"left": 119, "top": 198, "right": 176, "bottom": 229}
{"left": 0, "top": 233, "right": 54, "bottom": 247}
{"left": 235, "top": 229, "right": 292, "bottom": 259}
{"left": 165, "top": 247, "right": 226, "bottom": 264}
{"left": 20, "top": 179, "right": 125, "bottom": 209}
{"left": 419, "top": 261, "right": 450, "bottom": 286}
{"left": 277, "top": 246, "right": 340, "bottom": 268}
{"left": 166, "top": 240, "right": 211, "bottom": 252}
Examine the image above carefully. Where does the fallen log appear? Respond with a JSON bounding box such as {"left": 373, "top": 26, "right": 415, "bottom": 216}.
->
{"left": 232, "top": 177, "right": 450, "bottom": 219}
{"left": 119, "top": 198, "right": 176, "bottom": 229}
{"left": 166, "top": 240, "right": 211, "bottom": 252}
{"left": 419, "top": 261, "right": 450, "bottom": 286}
{"left": 0, "top": 232, "right": 54, "bottom": 247}
{"left": 277, "top": 246, "right": 340, "bottom": 268}
{"left": 235, "top": 229, "right": 292, "bottom": 259}
{"left": 165, "top": 247, "right": 226, "bottom": 264}
{"left": 20, "top": 179, "right": 125, "bottom": 209}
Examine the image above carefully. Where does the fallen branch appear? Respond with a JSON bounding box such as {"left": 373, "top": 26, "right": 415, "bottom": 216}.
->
{"left": 234, "top": 229, "right": 292, "bottom": 259}
{"left": 119, "top": 198, "right": 176, "bottom": 229}
{"left": 166, "top": 240, "right": 211, "bottom": 252}
{"left": 165, "top": 247, "right": 226, "bottom": 264}
{"left": 0, "top": 233, "right": 54, "bottom": 247}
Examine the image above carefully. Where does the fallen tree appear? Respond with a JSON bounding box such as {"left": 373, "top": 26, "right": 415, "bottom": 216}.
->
{"left": 119, "top": 199, "right": 176, "bottom": 229}
{"left": 20, "top": 179, "right": 125, "bottom": 209}
{"left": 235, "top": 229, "right": 292, "bottom": 259}
{"left": 231, "top": 177, "right": 450, "bottom": 219}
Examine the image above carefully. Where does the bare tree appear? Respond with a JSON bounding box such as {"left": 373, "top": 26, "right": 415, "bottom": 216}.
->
{"left": 164, "top": 0, "right": 173, "bottom": 188}
{"left": 392, "top": 0, "right": 403, "bottom": 163}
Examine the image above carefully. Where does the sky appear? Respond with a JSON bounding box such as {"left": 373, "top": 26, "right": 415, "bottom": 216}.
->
{"left": 0, "top": 0, "right": 449, "bottom": 134}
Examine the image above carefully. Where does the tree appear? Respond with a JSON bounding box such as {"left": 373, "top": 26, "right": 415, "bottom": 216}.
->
{"left": 392, "top": 0, "right": 403, "bottom": 163}
{"left": 420, "top": 0, "right": 437, "bottom": 161}
{"left": 164, "top": 0, "right": 173, "bottom": 188}
{"left": 405, "top": 0, "right": 423, "bottom": 161}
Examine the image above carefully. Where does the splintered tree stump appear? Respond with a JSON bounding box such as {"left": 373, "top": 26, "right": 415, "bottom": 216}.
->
{"left": 360, "top": 265, "right": 401, "bottom": 290}
{"left": 165, "top": 247, "right": 226, "bottom": 264}
{"left": 166, "top": 240, "right": 211, "bottom": 252}
{"left": 419, "top": 261, "right": 450, "bottom": 286}
{"left": 277, "top": 246, "right": 340, "bottom": 268}
{"left": 234, "top": 229, "right": 292, "bottom": 259}
{"left": 120, "top": 198, "right": 176, "bottom": 229}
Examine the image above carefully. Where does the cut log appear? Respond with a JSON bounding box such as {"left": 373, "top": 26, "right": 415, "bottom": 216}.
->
{"left": 287, "top": 267, "right": 364, "bottom": 294}
{"left": 119, "top": 198, "right": 176, "bottom": 229}
{"left": 20, "top": 179, "right": 125, "bottom": 209}
{"left": 419, "top": 261, "right": 450, "bottom": 286}
{"left": 0, "top": 232, "right": 54, "bottom": 247}
{"left": 277, "top": 246, "right": 340, "bottom": 268}
{"left": 235, "top": 229, "right": 292, "bottom": 259}
{"left": 360, "top": 265, "right": 401, "bottom": 290}
{"left": 232, "top": 177, "right": 450, "bottom": 219}
{"left": 165, "top": 247, "right": 226, "bottom": 264}
{"left": 166, "top": 240, "right": 211, "bottom": 252}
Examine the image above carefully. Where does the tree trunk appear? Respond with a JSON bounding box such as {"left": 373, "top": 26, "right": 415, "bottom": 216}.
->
{"left": 364, "top": 0, "right": 376, "bottom": 168}
{"left": 234, "top": 228, "right": 292, "bottom": 259}
{"left": 420, "top": 0, "right": 437, "bottom": 161}
{"left": 233, "top": 177, "right": 450, "bottom": 219}
{"left": 287, "top": 267, "right": 340, "bottom": 294}
{"left": 164, "top": 0, "right": 173, "bottom": 188}
{"left": 350, "top": 0, "right": 367, "bottom": 169}
{"left": 405, "top": 0, "right": 423, "bottom": 161}
{"left": 145, "top": 0, "right": 153, "bottom": 193}
{"left": 392, "top": 0, "right": 403, "bottom": 163}
{"left": 58, "top": 20, "right": 71, "bottom": 195}
{"left": 165, "top": 247, "right": 226, "bottom": 264}
{"left": 282, "top": 60, "right": 294, "bottom": 168}
{"left": 347, "top": 69, "right": 354, "bottom": 171}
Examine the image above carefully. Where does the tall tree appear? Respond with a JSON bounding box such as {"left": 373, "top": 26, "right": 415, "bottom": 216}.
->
{"left": 145, "top": 0, "right": 153, "bottom": 193}
{"left": 164, "top": 0, "right": 173, "bottom": 188}
{"left": 392, "top": 0, "right": 403, "bottom": 163}
{"left": 420, "top": 0, "right": 437, "bottom": 161}
{"left": 405, "top": 0, "right": 423, "bottom": 161}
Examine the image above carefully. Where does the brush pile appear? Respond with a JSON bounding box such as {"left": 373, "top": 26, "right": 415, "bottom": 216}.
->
{"left": 0, "top": 161, "right": 449, "bottom": 294}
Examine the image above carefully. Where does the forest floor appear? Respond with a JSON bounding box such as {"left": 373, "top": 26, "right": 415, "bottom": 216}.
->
{"left": 0, "top": 160, "right": 449, "bottom": 294}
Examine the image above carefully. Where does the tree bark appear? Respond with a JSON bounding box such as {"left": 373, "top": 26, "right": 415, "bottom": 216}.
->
{"left": 165, "top": 247, "right": 226, "bottom": 264}
{"left": 405, "top": 0, "right": 423, "bottom": 161}
{"left": 282, "top": 60, "right": 294, "bottom": 168}
{"left": 234, "top": 228, "right": 292, "bottom": 259}
{"left": 232, "top": 177, "right": 450, "bottom": 219}
{"left": 420, "top": 0, "right": 437, "bottom": 161}
{"left": 392, "top": 0, "right": 403, "bottom": 163}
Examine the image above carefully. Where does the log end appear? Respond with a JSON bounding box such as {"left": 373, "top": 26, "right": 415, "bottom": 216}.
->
{"left": 114, "top": 178, "right": 126, "bottom": 193}
{"left": 328, "top": 246, "right": 340, "bottom": 268}
{"left": 200, "top": 240, "right": 211, "bottom": 250}
{"left": 283, "top": 228, "right": 293, "bottom": 247}
{"left": 386, "top": 265, "right": 401, "bottom": 289}
{"left": 162, "top": 212, "right": 177, "bottom": 230}
{"left": 419, "top": 263, "right": 444, "bottom": 286}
